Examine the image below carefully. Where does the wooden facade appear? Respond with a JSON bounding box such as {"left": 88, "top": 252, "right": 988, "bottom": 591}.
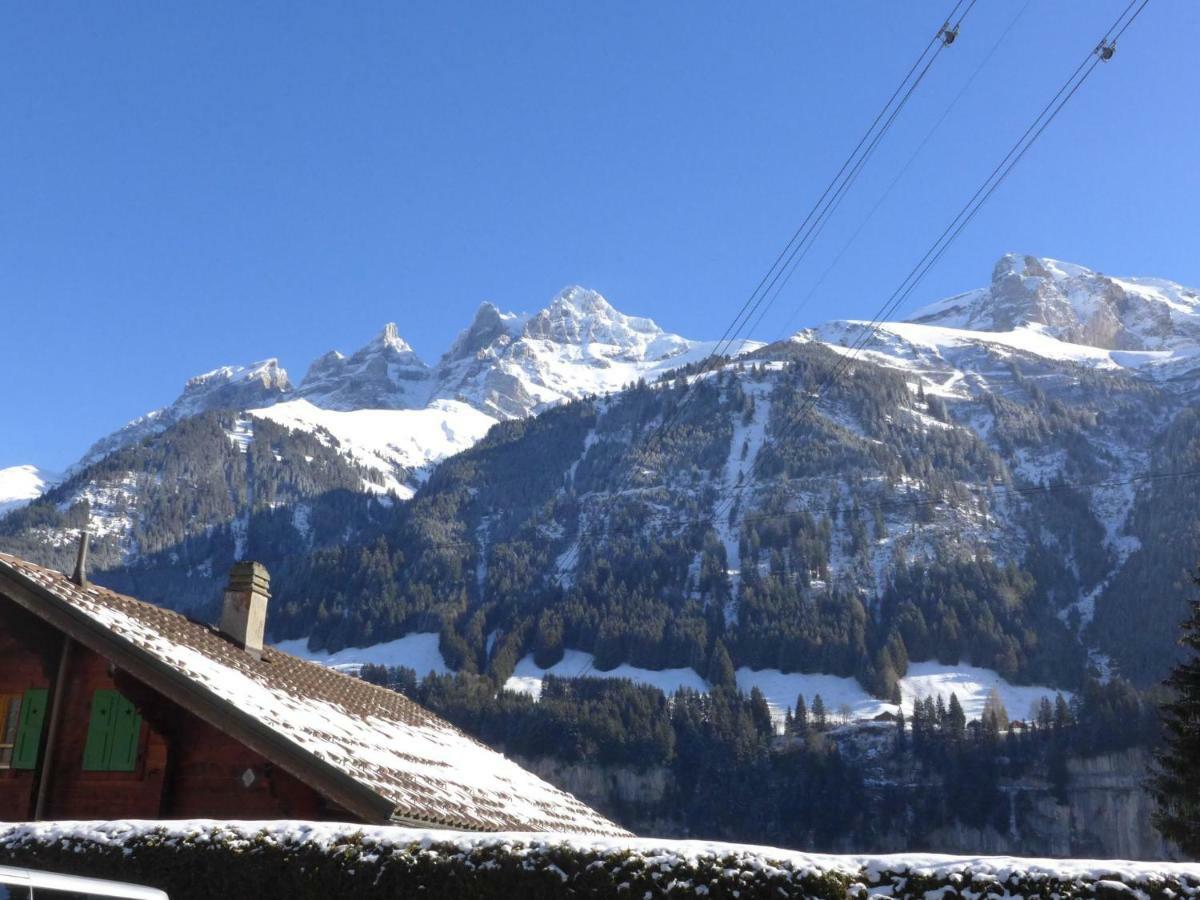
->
{"left": 0, "top": 597, "right": 352, "bottom": 822}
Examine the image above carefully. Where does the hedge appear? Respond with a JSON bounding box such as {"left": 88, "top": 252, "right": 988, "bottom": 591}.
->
{"left": 0, "top": 821, "right": 1196, "bottom": 900}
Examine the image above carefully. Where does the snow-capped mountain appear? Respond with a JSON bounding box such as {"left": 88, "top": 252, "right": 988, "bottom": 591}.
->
{"left": 296, "top": 322, "right": 434, "bottom": 411}
{"left": 0, "top": 465, "right": 59, "bottom": 518}
{"left": 70, "top": 286, "right": 760, "bottom": 498}
{"left": 898, "top": 253, "right": 1200, "bottom": 370}
{"left": 6, "top": 254, "right": 1198, "bottom": 693}
{"left": 79, "top": 358, "right": 292, "bottom": 468}
{"left": 912, "top": 255, "right": 1200, "bottom": 353}
{"left": 800, "top": 255, "right": 1200, "bottom": 434}
{"left": 431, "top": 287, "right": 722, "bottom": 419}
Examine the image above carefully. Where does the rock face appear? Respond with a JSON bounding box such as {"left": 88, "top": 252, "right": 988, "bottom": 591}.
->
{"left": 519, "top": 749, "right": 1178, "bottom": 859}
{"left": 297, "top": 323, "right": 433, "bottom": 410}
{"left": 917, "top": 750, "right": 1177, "bottom": 860}
{"left": 911, "top": 253, "right": 1200, "bottom": 354}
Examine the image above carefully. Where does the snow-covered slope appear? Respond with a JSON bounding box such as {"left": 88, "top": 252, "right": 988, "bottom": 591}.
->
{"left": 75, "top": 286, "right": 761, "bottom": 495}
{"left": 887, "top": 253, "right": 1200, "bottom": 377}
{"left": 248, "top": 398, "right": 497, "bottom": 498}
{"left": 0, "top": 465, "right": 58, "bottom": 518}
{"left": 79, "top": 359, "right": 292, "bottom": 468}
{"left": 432, "top": 288, "right": 711, "bottom": 418}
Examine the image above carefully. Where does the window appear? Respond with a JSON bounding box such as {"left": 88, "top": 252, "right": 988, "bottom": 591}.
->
{"left": 0, "top": 689, "right": 47, "bottom": 770}
{"left": 82, "top": 690, "right": 142, "bottom": 772}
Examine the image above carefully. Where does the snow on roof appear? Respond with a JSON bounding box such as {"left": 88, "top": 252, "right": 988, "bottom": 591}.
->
{"left": 0, "top": 553, "right": 627, "bottom": 836}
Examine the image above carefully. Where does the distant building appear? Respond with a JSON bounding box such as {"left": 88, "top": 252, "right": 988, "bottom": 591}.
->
{"left": 0, "top": 549, "right": 625, "bottom": 834}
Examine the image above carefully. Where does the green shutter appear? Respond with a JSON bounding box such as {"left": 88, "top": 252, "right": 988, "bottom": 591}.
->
{"left": 82, "top": 690, "right": 115, "bottom": 771}
{"left": 11, "top": 688, "right": 48, "bottom": 770}
{"left": 106, "top": 693, "right": 141, "bottom": 772}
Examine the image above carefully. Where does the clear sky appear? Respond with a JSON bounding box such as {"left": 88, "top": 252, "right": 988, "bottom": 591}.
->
{"left": 2, "top": 1, "right": 1196, "bottom": 472}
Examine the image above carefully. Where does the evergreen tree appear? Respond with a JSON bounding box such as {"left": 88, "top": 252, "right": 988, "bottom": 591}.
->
{"left": 947, "top": 693, "right": 966, "bottom": 741}
{"left": 1053, "top": 692, "right": 1073, "bottom": 731}
{"left": 794, "top": 694, "right": 809, "bottom": 735}
{"left": 1152, "top": 571, "right": 1200, "bottom": 857}
{"left": 1036, "top": 696, "right": 1054, "bottom": 730}
{"left": 749, "top": 686, "right": 774, "bottom": 736}
{"left": 894, "top": 709, "right": 907, "bottom": 755}
{"left": 811, "top": 693, "right": 828, "bottom": 731}
{"left": 707, "top": 640, "right": 736, "bottom": 690}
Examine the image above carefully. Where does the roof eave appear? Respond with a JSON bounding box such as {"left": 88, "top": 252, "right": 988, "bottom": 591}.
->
{"left": 0, "top": 564, "right": 397, "bottom": 826}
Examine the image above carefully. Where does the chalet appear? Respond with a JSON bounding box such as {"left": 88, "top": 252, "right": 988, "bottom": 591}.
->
{"left": 0, "top": 545, "right": 625, "bottom": 835}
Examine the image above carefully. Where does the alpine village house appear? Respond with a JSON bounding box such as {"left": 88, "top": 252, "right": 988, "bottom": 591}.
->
{"left": 0, "top": 538, "right": 624, "bottom": 834}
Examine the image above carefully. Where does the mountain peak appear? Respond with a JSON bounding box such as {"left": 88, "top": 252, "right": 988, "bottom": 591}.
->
{"left": 908, "top": 254, "right": 1200, "bottom": 353}
{"left": 184, "top": 358, "right": 290, "bottom": 393}
{"left": 77, "top": 358, "right": 293, "bottom": 468}
{"left": 525, "top": 286, "right": 665, "bottom": 348}
{"left": 296, "top": 323, "right": 431, "bottom": 411}
{"left": 373, "top": 322, "right": 416, "bottom": 355}
{"left": 440, "top": 302, "right": 527, "bottom": 365}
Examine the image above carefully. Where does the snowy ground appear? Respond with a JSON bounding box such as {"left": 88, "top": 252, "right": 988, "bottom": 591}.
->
{"left": 248, "top": 398, "right": 498, "bottom": 497}
{"left": 503, "top": 652, "right": 1064, "bottom": 728}
{"left": 505, "top": 649, "right": 708, "bottom": 700}
{"left": 277, "top": 634, "right": 1068, "bottom": 731}
{"left": 271, "top": 633, "right": 450, "bottom": 677}
{"left": 0, "top": 464, "right": 58, "bottom": 518}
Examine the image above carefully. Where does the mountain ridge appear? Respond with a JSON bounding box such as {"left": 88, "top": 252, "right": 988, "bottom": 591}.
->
{"left": 3, "top": 254, "right": 1198, "bottom": 695}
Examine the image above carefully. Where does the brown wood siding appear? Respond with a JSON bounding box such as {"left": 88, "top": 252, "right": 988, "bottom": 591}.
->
{"left": 0, "top": 602, "right": 53, "bottom": 819}
{"left": 0, "top": 594, "right": 355, "bottom": 823}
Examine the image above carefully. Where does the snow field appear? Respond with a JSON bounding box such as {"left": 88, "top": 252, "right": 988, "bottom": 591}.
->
{"left": 271, "top": 632, "right": 450, "bottom": 677}
{"left": 0, "top": 464, "right": 58, "bottom": 518}
{"left": 248, "top": 397, "right": 498, "bottom": 496}
{"left": 505, "top": 649, "right": 708, "bottom": 700}
{"left": 280, "top": 637, "right": 1070, "bottom": 731}
{"left": 501, "top": 652, "right": 1066, "bottom": 729}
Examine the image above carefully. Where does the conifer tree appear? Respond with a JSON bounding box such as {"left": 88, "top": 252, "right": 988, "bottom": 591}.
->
{"left": 1152, "top": 571, "right": 1200, "bottom": 857}
{"left": 1053, "top": 693, "right": 1073, "bottom": 731}
{"left": 811, "top": 693, "right": 827, "bottom": 731}
{"left": 947, "top": 693, "right": 967, "bottom": 741}
{"left": 894, "top": 709, "right": 907, "bottom": 755}
{"left": 749, "top": 686, "right": 774, "bottom": 736}
{"left": 708, "top": 640, "right": 736, "bottom": 690}
{"left": 794, "top": 694, "right": 809, "bottom": 735}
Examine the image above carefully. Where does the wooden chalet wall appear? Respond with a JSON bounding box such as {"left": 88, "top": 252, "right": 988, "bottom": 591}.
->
{"left": 0, "top": 595, "right": 353, "bottom": 822}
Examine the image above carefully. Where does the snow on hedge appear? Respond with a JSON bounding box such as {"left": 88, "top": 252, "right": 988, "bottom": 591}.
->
{"left": 0, "top": 820, "right": 1196, "bottom": 900}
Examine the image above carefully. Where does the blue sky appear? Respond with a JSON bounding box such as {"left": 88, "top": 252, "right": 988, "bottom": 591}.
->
{"left": 2, "top": 1, "right": 1196, "bottom": 471}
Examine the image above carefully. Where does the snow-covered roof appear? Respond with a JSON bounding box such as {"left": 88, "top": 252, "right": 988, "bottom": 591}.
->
{"left": 0, "top": 553, "right": 627, "bottom": 836}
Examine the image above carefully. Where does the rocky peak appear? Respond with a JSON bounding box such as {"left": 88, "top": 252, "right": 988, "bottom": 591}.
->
{"left": 523, "top": 286, "right": 673, "bottom": 358}
{"left": 440, "top": 302, "right": 525, "bottom": 364}
{"left": 175, "top": 359, "right": 292, "bottom": 417}
{"left": 910, "top": 254, "right": 1200, "bottom": 352}
{"left": 296, "top": 323, "right": 432, "bottom": 411}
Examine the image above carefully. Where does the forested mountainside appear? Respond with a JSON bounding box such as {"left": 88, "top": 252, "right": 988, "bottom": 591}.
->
{"left": 3, "top": 254, "right": 1199, "bottom": 695}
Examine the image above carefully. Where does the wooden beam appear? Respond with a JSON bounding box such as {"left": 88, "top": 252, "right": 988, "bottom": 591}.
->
{"left": 34, "top": 634, "right": 73, "bottom": 820}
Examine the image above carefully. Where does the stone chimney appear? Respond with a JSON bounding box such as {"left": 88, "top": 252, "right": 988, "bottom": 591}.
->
{"left": 219, "top": 561, "right": 270, "bottom": 659}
